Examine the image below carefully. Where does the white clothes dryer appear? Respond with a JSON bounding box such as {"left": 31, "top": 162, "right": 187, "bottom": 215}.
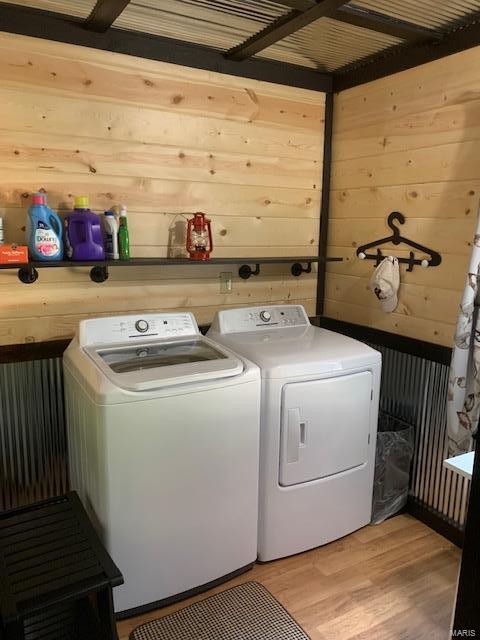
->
{"left": 64, "top": 312, "right": 260, "bottom": 614}
{"left": 208, "top": 305, "right": 381, "bottom": 562}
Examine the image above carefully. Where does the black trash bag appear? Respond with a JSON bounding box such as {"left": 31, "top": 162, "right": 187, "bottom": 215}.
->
{"left": 371, "top": 412, "right": 415, "bottom": 524}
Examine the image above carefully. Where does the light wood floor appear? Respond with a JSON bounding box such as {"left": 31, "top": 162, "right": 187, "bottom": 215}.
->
{"left": 117, "top": 514, "right": 460, "bottom": 640}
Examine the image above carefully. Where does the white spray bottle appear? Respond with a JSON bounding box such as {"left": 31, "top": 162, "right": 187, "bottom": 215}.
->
{"left": 103, "top": 211, "right": 119, "bottom": 260}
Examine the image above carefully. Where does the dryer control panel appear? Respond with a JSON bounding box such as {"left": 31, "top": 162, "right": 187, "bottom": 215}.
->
{"left": 79, "top": 313, "right": 199, "bottom": 346}
{"left": 210, "top": 305, "right": 310, "bottom": 334}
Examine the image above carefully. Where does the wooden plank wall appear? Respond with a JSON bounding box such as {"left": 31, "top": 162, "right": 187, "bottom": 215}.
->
{"left": 0, "top": 33, "right": 324, "bottom": 346}
{"left": 326, "top": 47, "right": 480, "bottom": 347}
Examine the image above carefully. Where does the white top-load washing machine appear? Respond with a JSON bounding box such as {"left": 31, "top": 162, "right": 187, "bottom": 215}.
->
{"left": 208, "top": 305, "right": 381, "bottom": 562}
{"left": 64, "top": 312, "right": 260, "bottom": 615}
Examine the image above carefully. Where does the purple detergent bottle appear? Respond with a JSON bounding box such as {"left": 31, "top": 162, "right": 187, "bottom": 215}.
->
{"left": 64, "top": 196, "right": 105, "bottom": 261}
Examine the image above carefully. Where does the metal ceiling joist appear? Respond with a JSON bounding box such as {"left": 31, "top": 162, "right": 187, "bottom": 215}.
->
{"left": 334, "top": 11, "right": 480, "bottom": 90}
{"left": 332, "top": 5, "right": 443, "bottom": 42}
{"left": 225, "top": 0, "right": 350, "bottom": 61}
{"left": 272, "top": 0, "right": 315, "bottom": 9}
{"left": 84, "top": 0, "right": 131, "bottom": 32}
{"left": 274, "top": 0, "right": 442, "bottom": 41}
{"left": 0, "top": 1, "right": 331, "bottom": 92}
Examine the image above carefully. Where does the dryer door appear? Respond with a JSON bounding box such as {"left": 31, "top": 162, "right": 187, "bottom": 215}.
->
{"left": 279, "top": 371, "right": 372, "bottom": 487}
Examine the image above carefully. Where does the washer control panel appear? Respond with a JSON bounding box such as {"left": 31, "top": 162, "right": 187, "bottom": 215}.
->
{"left": 79, "top": 313, "right": 199, "bottom": 346}
{"left": 212, "top": 305, "right": 310, "bottom": 334}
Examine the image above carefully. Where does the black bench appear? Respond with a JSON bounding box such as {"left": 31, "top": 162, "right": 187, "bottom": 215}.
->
{"left": 0, "top": 491, "right": 123, "bottom": 639}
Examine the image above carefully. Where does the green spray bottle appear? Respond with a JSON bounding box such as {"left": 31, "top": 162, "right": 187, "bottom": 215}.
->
{"left": 118, "top": 205, "right": 130, "bottom": 260}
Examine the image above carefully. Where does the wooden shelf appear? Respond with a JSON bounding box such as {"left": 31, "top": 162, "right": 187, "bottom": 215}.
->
{"left": 1, "top": 256, "right": 341, "bottom": 283}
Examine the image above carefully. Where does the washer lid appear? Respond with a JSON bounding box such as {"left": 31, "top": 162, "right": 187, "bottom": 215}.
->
{"left": 84, "top": 336, "right": 244, "bottom": 391}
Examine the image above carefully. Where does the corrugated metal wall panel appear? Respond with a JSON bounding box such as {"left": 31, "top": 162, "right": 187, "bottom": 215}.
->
{"left": 371, "top": 343, "right": 470, "bottom": 528}
{"left": 0, "top": 348, "right": 467, "bottom": 531}
{"left": 114, "top": 0, "right": 289, "bottom": 51}
{"left": 352, "top": 0, "right": 480, "bottom": 31}
{"left": 257, "top": 17, "right": 403, "bottom": 71}
{"left": 0, "top": 358, "right": 68, "bottom": 511}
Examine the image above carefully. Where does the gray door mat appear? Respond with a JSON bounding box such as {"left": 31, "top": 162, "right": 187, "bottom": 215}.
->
{"left": 129, "top": 581, "right": 310, "bottom": 640}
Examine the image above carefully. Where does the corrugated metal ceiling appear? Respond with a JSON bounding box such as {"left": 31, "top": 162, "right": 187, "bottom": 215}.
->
{"left": 114, "top": 0, "right": 290, "bottom": 51}
{"left": 257, "top": 16, "right": 403, "bottom": 71}
{"left": 2, "top": 0, "right": 95, "bottom": 19}
{"left": 112, "top": 0, "right": 404, "bottom": 71}
{"left": 4, "top": 0, "right": 480, "bottom": 73}
{"left": 352, "top": 0, "right": 480, "bottom": 31}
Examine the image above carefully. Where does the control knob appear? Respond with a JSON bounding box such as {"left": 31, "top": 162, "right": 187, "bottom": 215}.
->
{"left": 259, "top": 310, "right": 271, "bottom": 322}
{"left": 135, "top": 319, "right": 149, "bottom": 333}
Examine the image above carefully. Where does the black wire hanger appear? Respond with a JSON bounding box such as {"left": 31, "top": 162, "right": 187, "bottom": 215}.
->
{"left": 356, "top": 211, "right": 442, "bottom": 272}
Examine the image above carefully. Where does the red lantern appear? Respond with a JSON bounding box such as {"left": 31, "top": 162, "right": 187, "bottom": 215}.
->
{"left": 186, "top": 213, "right": 213, "bottom": 261}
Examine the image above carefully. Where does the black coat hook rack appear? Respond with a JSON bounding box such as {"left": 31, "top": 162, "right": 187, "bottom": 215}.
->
{"left": 356, "top": 212, "right": 441, "bottom": 272}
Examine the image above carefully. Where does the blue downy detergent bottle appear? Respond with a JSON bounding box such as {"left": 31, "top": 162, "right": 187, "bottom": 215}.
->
{"left": 27, "top": 193, "right": 63, "bottom": 261}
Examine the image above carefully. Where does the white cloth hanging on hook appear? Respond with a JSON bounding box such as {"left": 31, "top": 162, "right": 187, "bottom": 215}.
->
{"left": 369, "top": 256, "right": 400, "bottom": 313}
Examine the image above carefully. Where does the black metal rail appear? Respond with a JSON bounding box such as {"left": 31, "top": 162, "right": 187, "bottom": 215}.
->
{"left": 1, "top": 256, "right": 343, "bottom": 284}
{"left": 316, "top": 92, "right": 334, "bottom": 317}
{"left": 317, "top": 317, "right": 452, "bottom": 365}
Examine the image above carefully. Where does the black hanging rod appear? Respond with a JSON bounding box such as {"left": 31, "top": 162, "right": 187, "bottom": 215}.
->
{"left": 237, "top": 256, "right": 343, "bottom": 280}
{"left": 356, "top": 211, "right": 441, "bottom": 272}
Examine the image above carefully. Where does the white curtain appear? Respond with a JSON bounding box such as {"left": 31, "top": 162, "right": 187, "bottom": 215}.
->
{"left": 447, "top": 213, "right": 480, "bottom": 456}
